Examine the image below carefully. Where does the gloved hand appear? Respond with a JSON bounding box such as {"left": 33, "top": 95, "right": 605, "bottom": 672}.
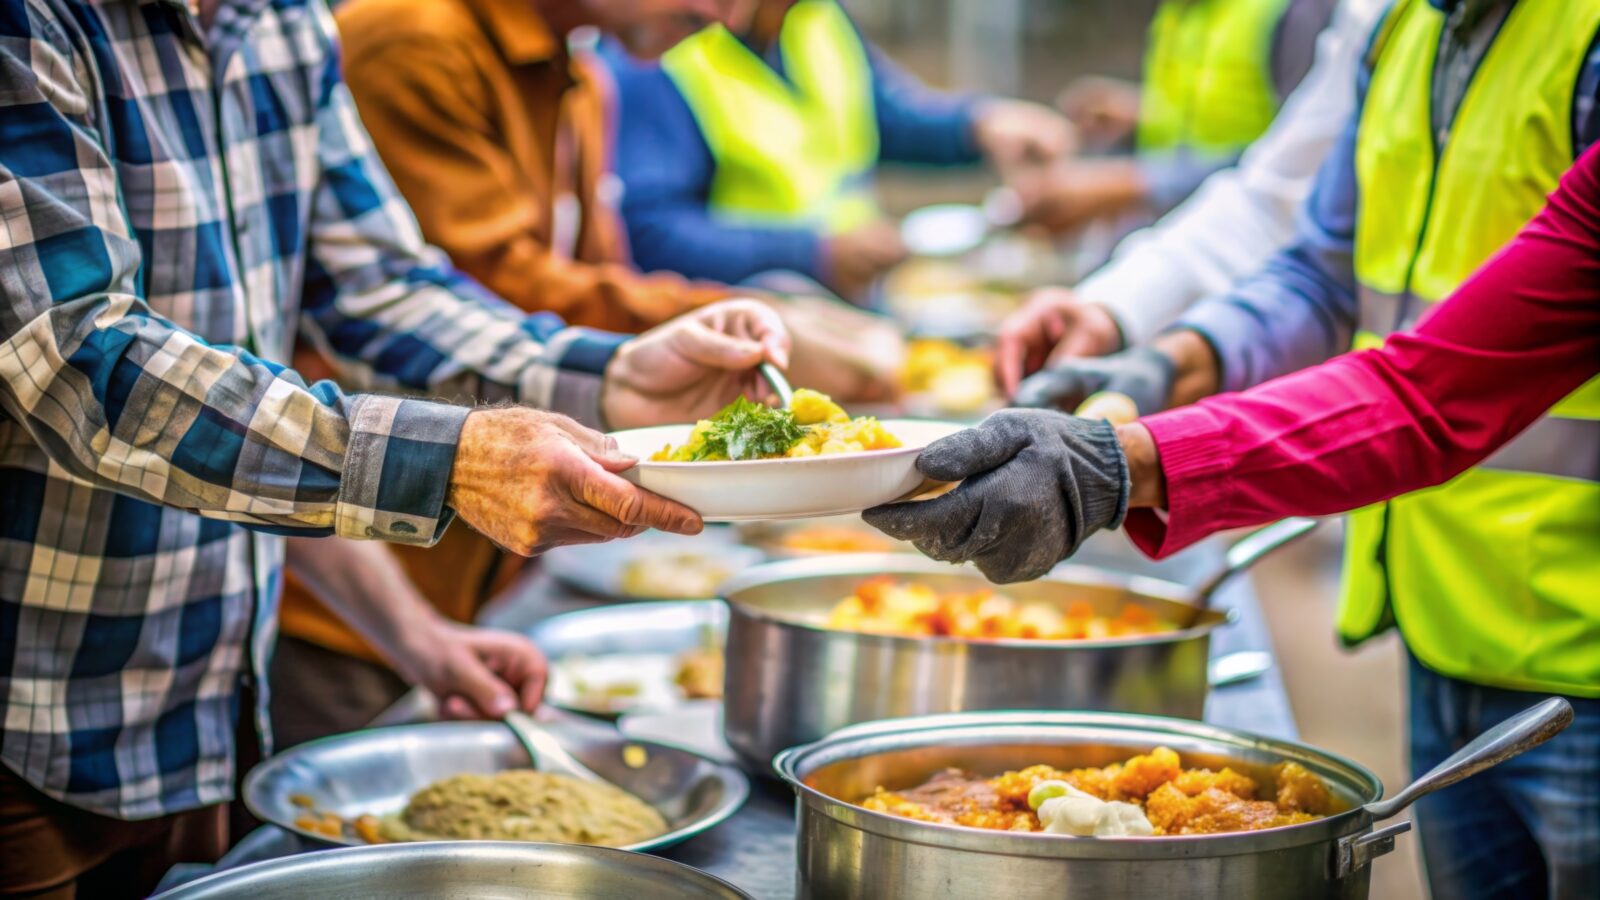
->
{"left": 1013, "top": 346, "right": 1175, "bottom": 416}
{"left": 862, "top": 410, "right": 1130, "bottom": 583}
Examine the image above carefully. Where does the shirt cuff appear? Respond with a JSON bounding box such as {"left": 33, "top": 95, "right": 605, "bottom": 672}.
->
{"left": 546, "top": 326, "right": 630, "bottom": 376}
{"left": 1136, "top": 152, "right": 1234, "bottom": 216}
{"left": 335, "top": 395, "right": 470, "bottom": 545}
{"left": 1121, "top": 404, "right": 1235, "bottom": 558}
{"left": 1167, "top": 311, "right": 1252, "bottom": 394}
{"left": 1075, "top": 269, "right": 1152, "bottom": 350}
{"left": 955, "top": 98, "right": 986, "bottom": 161}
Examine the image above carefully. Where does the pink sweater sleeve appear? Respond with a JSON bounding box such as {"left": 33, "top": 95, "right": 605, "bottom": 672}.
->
{"left": 1125, "top": 145, "right": 1600, "bottom": 558}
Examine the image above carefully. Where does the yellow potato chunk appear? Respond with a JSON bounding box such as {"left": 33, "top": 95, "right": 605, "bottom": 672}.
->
{"left": 790, "top": 388, "right": 848, "bottom": 426}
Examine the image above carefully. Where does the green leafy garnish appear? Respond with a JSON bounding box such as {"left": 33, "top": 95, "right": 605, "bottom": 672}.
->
{"left": 689, "top": 396, "right": 805, "bottom": 461}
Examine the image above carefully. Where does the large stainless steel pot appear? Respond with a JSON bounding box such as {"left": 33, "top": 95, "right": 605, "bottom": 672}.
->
{"left": 150, "top": 842, "right": 752, "bottom": 899}
{"left": 774, "top": 701, "right": 1571, "bottom": 899}
{"left": 720, "top": 519, "right": 1316, "bottom": 770}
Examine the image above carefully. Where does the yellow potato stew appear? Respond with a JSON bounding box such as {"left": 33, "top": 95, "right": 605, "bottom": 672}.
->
{"left": 651, "top": 389, "right": 899, "bottom": 462}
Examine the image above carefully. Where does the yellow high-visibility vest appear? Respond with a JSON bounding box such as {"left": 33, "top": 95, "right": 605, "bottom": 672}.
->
{"left": 1344, "top": 0, "right": 1600, "bottom": 697}
{"left": 1137, "top": 0, "right": 1291, "bottom": 156}
{"left": 660, "top": 0, "right": 878, "bottom": 233}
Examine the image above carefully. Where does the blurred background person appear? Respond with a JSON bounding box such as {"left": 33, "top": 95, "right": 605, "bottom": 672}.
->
{"left": 1012, "top": 0, "right": 1332, "bottom": 243}
{"left": 601, "top": 0, "right": 1074, "bottom": 303}
{"left": 919, "top": 0, "right": 1600, "bottom": 894}
{"left": 994, "top": 0, "right": 1385, "bottom": 388}
{"left": 866, "top": 136, "right": 1600, "bottom": 899}
{"left": 274, "top": 0, "right": 898, "bottom": 748}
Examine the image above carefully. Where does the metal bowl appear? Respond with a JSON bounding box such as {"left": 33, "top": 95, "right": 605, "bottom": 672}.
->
{"left": 244, "top": 716, "right": 749, "bottom": 852}
{"left": 151, "top": 842, "right": 752, "bottom": 899}
{"left": 532, "top": 601, "right": 728, "bottom": 718}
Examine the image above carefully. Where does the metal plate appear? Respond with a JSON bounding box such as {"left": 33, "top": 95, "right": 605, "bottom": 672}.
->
{"left": 540, "top": 529, "right": 763, "bottom": 601}
{"left": 244, "top": 716, "right": 749, "bottom": 853}
{"left": 531, "top": 601, "right": 728, "bottom": 718}
{"left": 151, "top": 841, "right": 753, "bottom": 899}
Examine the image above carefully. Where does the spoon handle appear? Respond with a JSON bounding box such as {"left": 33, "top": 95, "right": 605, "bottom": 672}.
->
{"left": 759, "top": 362, "right": 795, "bottom": 408}
{"left": 504, "top": 710, "right": 606, "bottom": 784}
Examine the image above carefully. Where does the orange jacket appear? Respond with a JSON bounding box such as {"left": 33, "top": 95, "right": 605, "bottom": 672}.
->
{"left": 335, "top": 0, "right": 727, "bottom": 331}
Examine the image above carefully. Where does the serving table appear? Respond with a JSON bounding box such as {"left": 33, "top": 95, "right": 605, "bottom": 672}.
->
{"left": 157, "top": 535, "right": 1298, "bottom": 899}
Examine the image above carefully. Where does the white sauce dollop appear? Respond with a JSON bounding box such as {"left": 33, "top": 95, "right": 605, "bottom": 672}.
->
{"left": 1033, "top": 782, "right": 1155, "bottom": 837}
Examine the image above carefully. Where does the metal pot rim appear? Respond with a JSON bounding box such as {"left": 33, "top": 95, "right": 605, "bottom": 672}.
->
{"left": 151, "top": 841, "right": 755, "bottom": 899}
{"left": 773, "top": 710, "right": 1384, "bottom": 860}
{"left": 720, "top": 554, "right": 1231, "bottom": 650}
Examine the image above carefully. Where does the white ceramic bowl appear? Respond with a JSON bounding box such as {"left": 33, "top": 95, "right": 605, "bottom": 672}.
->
{"left": 609, "top": 418, "right": 966, "bottom": 521}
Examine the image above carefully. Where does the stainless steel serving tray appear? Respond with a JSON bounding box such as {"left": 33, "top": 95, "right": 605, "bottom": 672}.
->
{"left": 244, "top": 716, "right": 749, "bottom": 853}
{"left": 151, "top": 841, "right": 754, "bottom": 899}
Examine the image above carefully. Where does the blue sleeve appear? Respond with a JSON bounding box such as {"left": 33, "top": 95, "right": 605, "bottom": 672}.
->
{"left": 1165, "top": 53, "right": 1367, "bottom": 392}
{"left": 1572, "top": 28, "right": 1600, "bottom": 153}
{"left": 1137, "top": 150, "right": 1242, "bottom": 215}
{"left": 602, "top": 43, "right": 824, "bottom": 284}
{"left": 864, "top": 42, "right": 984, "bottom": 166}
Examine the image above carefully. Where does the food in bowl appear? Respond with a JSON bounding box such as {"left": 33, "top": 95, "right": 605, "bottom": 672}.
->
{"left": 378, "top": 771, "right": 668, "bottom": 846}
{"left": 619, "top": 552, "right": 736, "bottom": 599}
{"left": 859, "top": 746, "right": 1335, "bottom": 836}
{"left": 650, "top": 389, "right": 899, "bottom": 462}
{"left": 551, "top": 646, "right": 726, "bottom": 714}
{"left": 824, "top": 578, "right": 1178, "bottom": 641}
{"left": 292, "top": 770, "right": 670, "bottom": 847}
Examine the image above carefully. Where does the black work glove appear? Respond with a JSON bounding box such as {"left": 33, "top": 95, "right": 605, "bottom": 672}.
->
{"left": 1013, "top": 346, "right": 1175, "bottom": 415}
{"left": 862, "top": 409, "right": 1130, "bottom": 584}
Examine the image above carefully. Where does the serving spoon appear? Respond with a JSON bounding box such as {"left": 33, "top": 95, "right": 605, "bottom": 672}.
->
{"left": 504, "top": 710, "right": 606, "bottom": 784}
{"left": 759, "top": 362, "right": 795, "bottom": 409}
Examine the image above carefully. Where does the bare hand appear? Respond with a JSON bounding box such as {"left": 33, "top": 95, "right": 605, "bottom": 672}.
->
{"left": 1013, "top": 158, "right": 1149, "bottom": 235}
{"left": 1056, "top": 76, "right": 1140, "bottom": 150}
{"left": 602, "top": 299, "right": 791, "bottom": 428}
{"left": 973, "top": 98, "right": 1077, "bottom": 179}
{"left": 820, "top": 219, "right": 908, "bottom": 302}
{"left": 774, "top": 296, "right": 905, "bottom": 403}
{"left": 396, "top": 619, "right": 548, "bottom": 719}
{"left": 994, "top": 288, "right": 1124, "bottom": 395}
{"left": 448, "top": 406, "right": 701, "bottom": 555}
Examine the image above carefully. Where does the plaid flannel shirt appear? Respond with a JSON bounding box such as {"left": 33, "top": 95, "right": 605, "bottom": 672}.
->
{"left": 0, "top": 0, "right": 626, "bottom": 818}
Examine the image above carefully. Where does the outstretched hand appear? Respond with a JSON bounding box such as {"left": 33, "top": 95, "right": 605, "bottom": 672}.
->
{"left": 863, "top": 409, "right": 1130, "bottom": 583}
{"left": 603, "top": 299, "right": 791, "bottom": 429}
{"left": 448, "top": 407, "right": 701, "bottom": 556}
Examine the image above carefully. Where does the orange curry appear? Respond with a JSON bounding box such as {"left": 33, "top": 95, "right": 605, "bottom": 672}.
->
{"left": 859, "top": 747, "right": 1337, "bottom": 835}
{"left": 825, "top": 578, "right": 1176, "bottom": 641}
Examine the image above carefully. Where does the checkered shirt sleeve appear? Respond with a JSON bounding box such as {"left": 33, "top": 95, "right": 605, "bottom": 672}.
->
{"left": 0, "top": 0, "right": 623, "bottom": 548}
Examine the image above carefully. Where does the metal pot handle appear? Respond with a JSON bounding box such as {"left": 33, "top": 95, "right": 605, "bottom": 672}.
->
{"left": 1335, "top": 697, "right": 1573, "bottom": 879}
{"left": 1192, "top": 518, "right": 1321, "bottom": 608}
{"left": 1365, "top": 696, "right": 1572, "bottom": 820}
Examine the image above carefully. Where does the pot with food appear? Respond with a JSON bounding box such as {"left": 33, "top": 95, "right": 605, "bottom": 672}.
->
{"left": 720, "top": 519, "right": 1317, "bottom": 771}
{"left": 775, "top": 702, "right": 1570, "bottom": 899}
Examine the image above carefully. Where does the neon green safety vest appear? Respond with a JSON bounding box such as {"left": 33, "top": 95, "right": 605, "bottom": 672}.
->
{"left": 1137, "top": 0, "right": 1292, "bottom": 156}
{"left": 660, "top": 0, "right": 878, "bottom": 234}
{"left": 1345, "top": 0, "right": 1600, "bottom": 697}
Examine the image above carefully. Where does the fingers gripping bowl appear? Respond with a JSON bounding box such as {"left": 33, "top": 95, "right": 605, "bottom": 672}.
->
{"left": 609, "top": 393, "right": 964, "bottom": 520}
